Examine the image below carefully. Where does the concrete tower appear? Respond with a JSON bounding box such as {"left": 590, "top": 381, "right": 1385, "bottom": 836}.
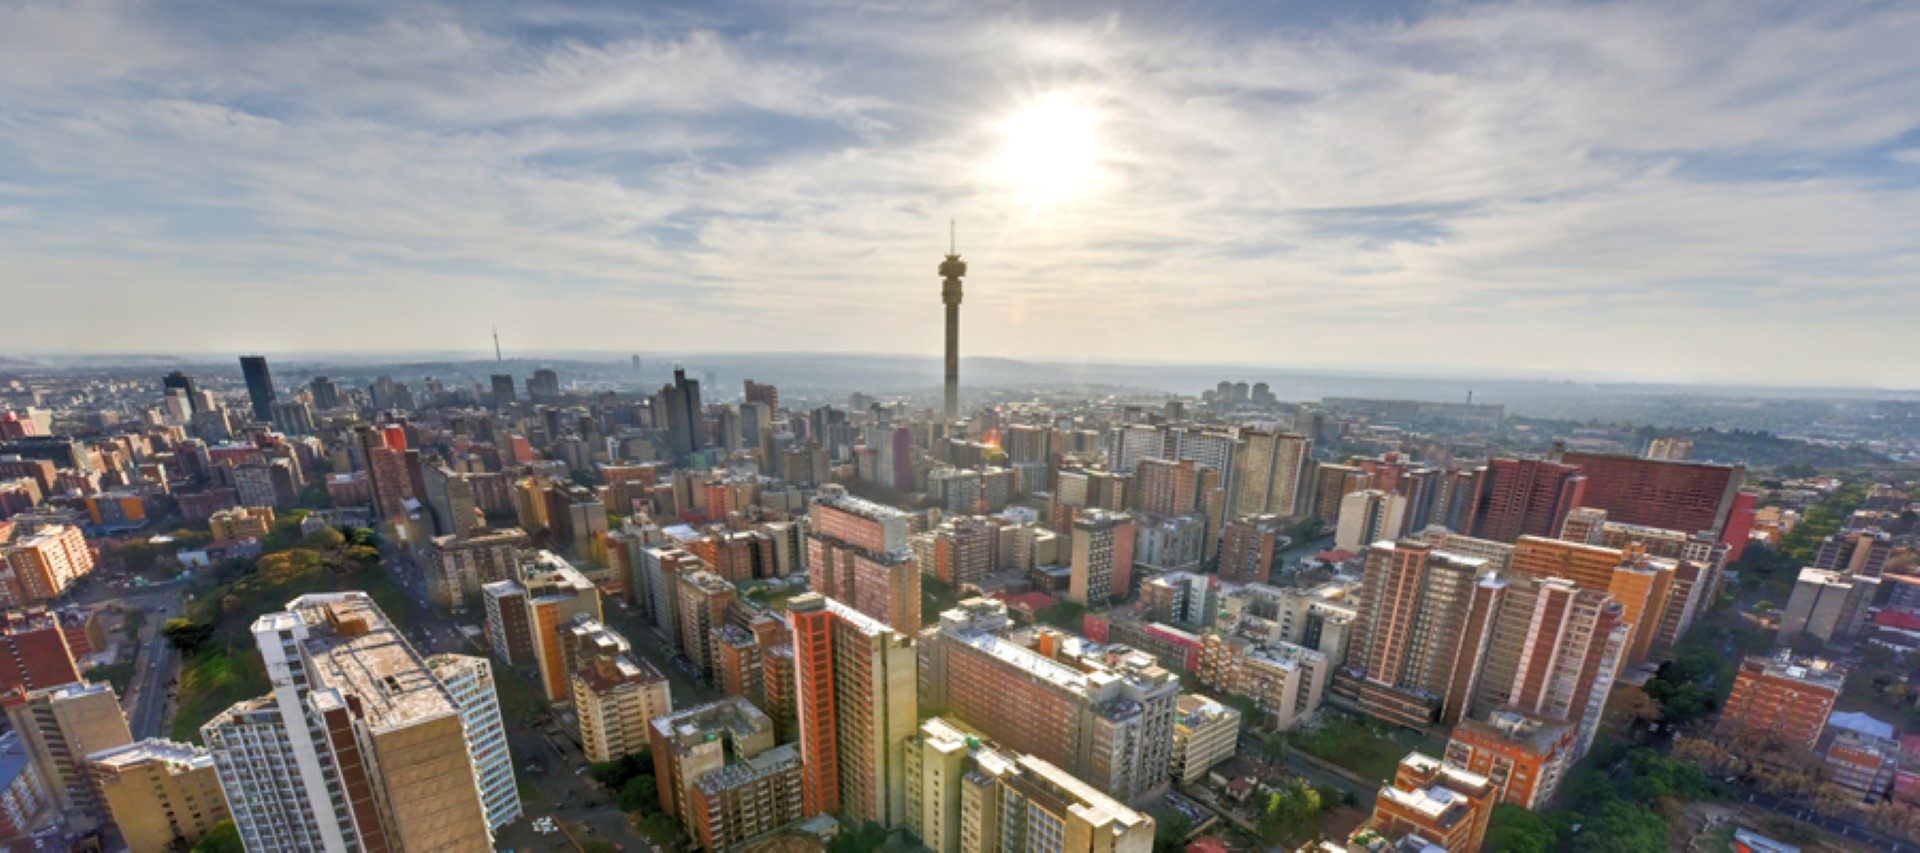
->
{"left": 940, "top": 223, "right": 966, "bottom": 424}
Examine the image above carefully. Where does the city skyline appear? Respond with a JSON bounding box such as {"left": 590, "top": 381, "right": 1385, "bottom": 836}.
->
{"left": 5, "top": 1, "right": 1920, "bottom": 385}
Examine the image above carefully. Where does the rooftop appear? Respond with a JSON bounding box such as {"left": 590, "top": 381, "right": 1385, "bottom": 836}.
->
{"left": 283, "top": 592, "right": 455, "bottom": 731}
{"left": 85, "top": 738, "right": 214, "bottom": 771}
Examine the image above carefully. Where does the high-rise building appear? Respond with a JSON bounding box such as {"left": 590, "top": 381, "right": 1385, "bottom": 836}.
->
{"left": 1444, "top": 711, "right": 1576, "bottom": 810}
{"left": 929, "top": 515, "right": 999, "bottom": 586}
{"left": 1312, "top": 462, "right": 1369, "bottom": 523}
{"left": 950, "top": 747, "right": 1154, "bottom": 853}
{"left": 1132, "top": 457, "right": 1205, "bottom": 517}
{"left": 1169, "top": 694, "right": 1241, "bottom": 785}
{"left": 574, "top": 655, "right": 671, "bottom": 764}
{"left": 1719, "top": 653, "right": 1844, "bottom": 752}
{"left": 1509, "top": 536, "right": 1670, "bottom": 669}
{"left": 427, "top": 655, "right": 522, "bottom": 832}
{"left": 1361, "top": 752, "right": 1496, "bottom": 852}
{"left": 1468, "top": 576, "right": 1626, "bottom": 755}
{"left": 1813, "top": 528, "right": 1893, "bottom": 577}
{"left": 86, "top": 739, "right": 231, "bottom": 852}
{"left": 0, "top": 608, "right": 83, "bottom": 696}
{"left": 1068, "top": 509, "right": 1136, "bottom": 606}
{"left": 0, "top": 524, "right": 95, "bottom": 606}
{"left": 1334, "top": 489, "right": 1407, "bottom": 552}
{"left": 2, "top": 681, "right": 133, "bottom": 829}
{"left": 527, "top": 368, "right": 561, "bottom": 402}
{"left": 808, "top": 487, "right": 920, "bottom": 634}
{"left": 489, "top": 374, "right": 516, "bottom": 408}
{"left": 163, "top": 371, "right": 201, "bottom": 413}
{"left": 918, "top": 599, "right": 1179, "bottom": 804}
{"left": 423, "top": 528, "right": 528, "bottom": 608}
{"left": 657, "top": 368, "right": 705, "bottom": 457}
{"left": 743, "top": 379, "right": 780, "bottom": 412}
{"left": 239, "top": 355, "right": 276, "bottom": 424}
{"left": 201, "top": 593, "right": 501, "bottom": 851}
{"left": 789, "top": 593, "right": 917, "bottom": 826}
{"left": 482, "top": 579, "right": 533, "bottom": 664}
{"left": 516, "top": 555, "right": 603, "bottom": 702}
{"left": 1465, "top": 457, "right": 1587, "bottom": 543}
{"left": 307, "top": 376, "right": 341, "bottom": 411}
{"left": 1219, "top": 514, "right": 1283, "bottom": 584}
{"left": 1779, "top": 567, "right": 1879, "bottom": 644}
{"left": 649, "top": 698, "right": 803, "bottom": 851}
{"left": 676, "top": 570, "right": 736, "bottom": 679}
{"left": 1343, "top": 540, "right": 1499, "bottom": 727}
{"left": 1555, "top": 450, "right": 1745, "bottom": 535}
{"left": 1233, "top": 430, "right": 1310, "bottom": 517}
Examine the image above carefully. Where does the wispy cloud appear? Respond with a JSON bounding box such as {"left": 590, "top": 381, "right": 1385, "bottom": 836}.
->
{"left": 3, "top": 0, "right": 1920, "bottom": 385}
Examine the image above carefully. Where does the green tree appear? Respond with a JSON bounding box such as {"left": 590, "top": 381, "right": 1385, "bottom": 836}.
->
{"left": 1257, "top": 778, "right": 1322, "bottom": 843}
{"left": 162, "top": 618, "right": 215, "bottom": 656}
{"left": 1485, "top": 803, "right": 1556, "bottom": 852}
{"left": 304, "top": 527, "right": 347, "bottom": 549}
{"left": 620, "top": 774, "right": 659, "bottom": 813}
{"left": 828, "top": 821, "right": 890, "bottom": 853}
{"left": 1150, "top": 806, "right": 1193, "bottom": 852}
{"left": 191, "top": 820, "right": 244, "bottom": 853}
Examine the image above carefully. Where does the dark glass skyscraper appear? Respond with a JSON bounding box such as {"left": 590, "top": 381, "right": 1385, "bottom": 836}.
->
{"left": 239, "top": 355, "right": 275, "bottom": 422}
{"left": 162, "top": 370, "right": 200, "bottom": 412}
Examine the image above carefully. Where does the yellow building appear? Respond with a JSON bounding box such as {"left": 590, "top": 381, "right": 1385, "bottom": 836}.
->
{"left": 87, "top": 739, "right": 230, "bottom": 853}
{"left": 207, "top": 506, "right": 275, "bottom": 545}
{"left": 573, "top": 655, "right": 672, "bottom": 763}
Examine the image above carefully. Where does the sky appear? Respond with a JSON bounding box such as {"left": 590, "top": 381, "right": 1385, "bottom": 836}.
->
{"left": 4, "top": 0, "right": 1920, "bottom": 387}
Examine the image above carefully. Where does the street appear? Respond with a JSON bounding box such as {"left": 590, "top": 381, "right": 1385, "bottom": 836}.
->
{"left": 1738, "top": 787, "right": 1919, "bottom": 852}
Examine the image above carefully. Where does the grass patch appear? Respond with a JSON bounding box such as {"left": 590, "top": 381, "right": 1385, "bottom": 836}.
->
{"left": 170, "top": 646, "right": 270, "bottom": 743}
{"left": 85, "top": 662, "right": 136, "bottom": 695}
{"left": 1285, "top": 715, "right": 1439, "bottom": 782}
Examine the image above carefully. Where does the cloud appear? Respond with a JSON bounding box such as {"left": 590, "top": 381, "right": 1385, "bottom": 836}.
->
{"left": 2, "top": 0, "right": 1920, "bottom": 386}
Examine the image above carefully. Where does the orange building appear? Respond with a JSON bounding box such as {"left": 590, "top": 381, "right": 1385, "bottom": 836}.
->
{"left": 1360, "top": 752, "right": 1497, "bottom": 852}
{"left": 1720, "top": 654, "right": 1843, "bottom": 752}
{"left": 1444, "top": 711, "right": 1575, "bottom": 809}
{"left": 1511, "top": 536, "right": 1672, "bottom": 669}
{"left": 0, "top": 525, "right": 94, "bottom": 606}
{"left": 788, "top": 593, "right": 916, "bottom": 826}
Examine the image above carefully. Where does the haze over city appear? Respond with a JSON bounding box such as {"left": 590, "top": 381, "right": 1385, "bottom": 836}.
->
{"left": 6, "top": 1, "right": 1920, "bottom": 385}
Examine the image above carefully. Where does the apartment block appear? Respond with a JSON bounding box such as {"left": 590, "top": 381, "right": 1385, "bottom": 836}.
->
{"left": 1360, "top": 752, "right": 1496, "bottom": 852}
{"left": 2, "top": 681, "right": 133, "bottom": 829}
{"left": 1719, "top": 654, "right": 1844, "bottom": 752}
{"left": 919, "top": 599, "right": 1178, "bottom": 805}
{"left": 201, "top": 593, "right": 499, "bottom": 851}
{"left": 1170, "top": 694, "right": 1241, "bottom": 785}
{"left": 86, "top": 739, "right": 230, "bottom": 852}
{"left": 0, "top": 525, "right": 93, "bottom": 606}
{"left": 1443, "top": 711, "right": 1575, "bottom": 810}
{"left": 428, "top": 654, "right": 522, "bottom": 831}
{"left": 649, "top": 698, "right": 803, "bottom": 851}
{"left": 790, "top": 592, "right": 918, "bottom": 826}
{"left": 1344, "top": 540, "right": 1498, "bottom": 728}
{"left": 808, "top": 487, "right": 921, "bottom": 633}
{"left": 1068, "top": 509, "right": 1136, "bottom": 606}
{"left": 574, "top": 655, "right": 671, "bottom": 764}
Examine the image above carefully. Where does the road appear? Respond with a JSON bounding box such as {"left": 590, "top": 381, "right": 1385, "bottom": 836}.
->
{"left": 124, "top": 597, "right": 180, "bottom": 738}
{"left": 1738, "top": 788, "right": 1920, "bottom": 852}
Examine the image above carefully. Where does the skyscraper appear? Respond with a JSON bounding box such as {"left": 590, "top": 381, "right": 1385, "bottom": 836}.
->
{"left": 940, "top": 233, "right": 966, "bottom": 423}
{"left": 789, "top": 592, "right": 917, "bottom": 827}
{"left": 807, "top": 486, "right": 921, "bottom": 634}
{"left": 1344, "top": 540, "right": 1500, "bottom": 727}
{"left": 239, "top": 355, "right": 276, "bottom": 423}
{"left": 659, "top": 368, "right": 705, "bottom": 457}
{"left": 201, "top": 593, "right": 502, "bottom": 851}
{"left": 162, "top": 371, "right": 201, "bottom": 413}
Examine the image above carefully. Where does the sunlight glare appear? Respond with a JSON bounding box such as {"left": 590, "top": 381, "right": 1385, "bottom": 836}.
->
{"left": 995, "top": 92, "right": 1103, "bottom": 211}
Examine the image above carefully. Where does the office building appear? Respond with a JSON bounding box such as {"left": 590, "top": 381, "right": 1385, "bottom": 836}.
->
{"left": 1068, "top": 509, "right": 1136, "bottom": 606}
{"left": 1361, "top": 752, "right": 1496, "bottom": 853}
{"left": 86, "top": 739, "right": 230, "bottom": 853}
{"left": 1170, "top": 694, "right": 1241, "bottom": 785}
{"left": 789, "top": 593, "right": 918, "bottom": 826}
{"left": 1719, "top": 653, "right": 1844, "bottom": 752}
{"left": 2, "top": 681, "right": 133, "bottom": 829}
{"left": 1443, "top": 711, "right": 1575, "bottom": 809}
{"left": 574, "top": 655, "right": 671, "bottom": 764}
{"left": 201, "top": 593, "right": 499, "bottom": 851}
{"left": 919, "top": 599, "right": 1178, "bottom": 804}
{"left": 239, "top": 356, "right": 276, "bottom": 423}
{"left": 1779, "top": 567, "right": 1879, "bottom": 645}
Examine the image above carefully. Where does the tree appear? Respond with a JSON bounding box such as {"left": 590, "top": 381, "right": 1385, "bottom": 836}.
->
{"left": 304, "top": 527, "right": 347, "bottom": 549}
{"left": 828, "top": 822, "right": 890, "bottom": 853}
{"left": 1260, "top": 732, "right": 1289, "bottom": 761}
{"left": 1257, "top": 778, "right": 1322, "bottom": 843}
{"left": 162, "top": 618, "right": 215, "bottom": 656}
{"left": 1484, "top": 803, "right": 1556, "bottom": 853}
{"left": 1150, "top": 806, "right": 1193, "bottom": 853}
{"left": 620, "top": 774, "right": 659, "bottom": 813}
{"left": 191, "top": 820, "right": 243, "bottom": 853}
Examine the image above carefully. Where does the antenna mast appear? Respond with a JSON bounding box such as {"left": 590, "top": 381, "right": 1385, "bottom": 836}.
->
{"left": 493, "top": 327, "right": 502, "bottom": 362}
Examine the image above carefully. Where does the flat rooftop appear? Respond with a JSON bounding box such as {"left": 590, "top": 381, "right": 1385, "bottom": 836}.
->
{"left": 286, "top": 593, "right": 455, "bottom": 732}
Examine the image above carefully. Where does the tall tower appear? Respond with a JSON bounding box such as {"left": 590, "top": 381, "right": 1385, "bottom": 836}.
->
{"left": 939, "top": 223, "right": 966, "bottom": 424}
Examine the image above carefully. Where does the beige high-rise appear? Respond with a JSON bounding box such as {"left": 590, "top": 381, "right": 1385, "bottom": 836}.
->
{"left": 2, "top": 680, "right": 133, "bottom": 829}
{"left": 87, "top": 739, "right": 230, "bottom": 852}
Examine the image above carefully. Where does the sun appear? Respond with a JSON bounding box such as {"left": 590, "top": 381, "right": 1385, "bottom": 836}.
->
{"left": 994, "top": 92, "right": 1103, "bottom": 210}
